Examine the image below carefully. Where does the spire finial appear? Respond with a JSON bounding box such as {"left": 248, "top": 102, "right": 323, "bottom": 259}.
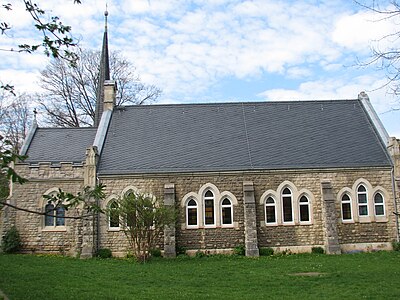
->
{"left": 104, "top": 4, "right": 108, "bottom": 32}
{"left": 33, "top": 108, "right": 38, "bottom": 125}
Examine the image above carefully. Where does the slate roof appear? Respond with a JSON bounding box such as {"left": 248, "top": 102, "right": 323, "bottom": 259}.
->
{"left": 25, "top": 128, "right": 97, "bottom": 163}
{"left": 97, "top": 99, "right": 392, "bottom": 175}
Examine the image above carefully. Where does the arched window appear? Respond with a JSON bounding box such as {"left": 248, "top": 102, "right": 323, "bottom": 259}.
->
{"left": 204, "top": 190, "right": 215, "bottom": 226}
{"left": 109, "top": 200, "right": 120, "bottom": 229}
{"left": 282, "top": 188, "right": 293, "bottom": 223}
{"left": 341, "top": 194, "right": 352, "bottom": 221}
{"left": 265, "top": 197, "right": 276, "bottom": 224}
{"left": 299, "top": 195, "right": 310, "bottom": 222}
{"left": 125, "top": 191, "right": 136, "bottom": 228}
{"left": 56, "top": 206, "right": 65, "bottom": 226}
{"left": 374, "top": 192, "right": 385, "bottom": 216}
{"left": 221, "top": 198, "right": 233, "bottom": 225}
{"left": 186, "top": 199, "right": 198, "bottom": 227}
{"left": 45, "top": 202, "right": 55, "bottom": 226}
{"left": 357, "top": 185, "right": 368, "bottom": 216}
{"left": 44, "top": 201, "right": 65, "bottom": 227}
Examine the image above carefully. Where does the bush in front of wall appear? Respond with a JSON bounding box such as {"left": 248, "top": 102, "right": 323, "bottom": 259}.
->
{"left": 233, "top": 244, "right": 245, "bottom": 256}
{"left": 150, "top": 248, "right": 162, "bottom": 257}
{"left": 259, "top": 247, "right": 274, "bottom": 256}
{"left": 96, "top": 248, "right": 112, "bottom": 259}
{"left": 392, "top": 241, "right": 400, "bottom": 251}
{"left": 311, "top": 247, "right": 325, "bottom": 254}
{"left": 1, "top": 226, "right": 21, "bottom": 253}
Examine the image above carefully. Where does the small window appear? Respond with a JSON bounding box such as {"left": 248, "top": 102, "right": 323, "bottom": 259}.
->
{"left": 45, "top": 202, "right": 55, "bottom": 226}
{"left": 204, "top": 190, "right": 215, "bottom": 225}
{"left": 374, "top": 192, "right": 385, "bottom": 216}
{"left": 357, "top": 185, "right": 368, "bottom": 216}
{"left": 125, "top": 191, "right": 136, "bottom": 228}
{"left": 299, "top": 196, "right": 310, "bottom": 222}
{"left": 45, "top": 201, "right": 65, "bottom": 227}
{"left": 341, "top": 194, "right": 352, "bottom": 221}
{"left": 282, "top": 188, "right": 293, "bottom": 223}
{"left": 265, "top": 197, "right": 276, "bottom": 224}
{"left": 221, "top": 198, "right": 233, "bottom": 225}
{"left": 109, "top": 201, "right": 120, "bottom": 229}
{"left": 187, "top": 199, "right": 198, "bottom": 227}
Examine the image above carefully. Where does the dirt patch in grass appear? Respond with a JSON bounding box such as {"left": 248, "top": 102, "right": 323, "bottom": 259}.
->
{"left": 290, "top": 272, "right": 326, "bottom": 276}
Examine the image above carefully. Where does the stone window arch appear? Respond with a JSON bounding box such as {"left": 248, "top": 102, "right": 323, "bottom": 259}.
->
{"left": 42, "top": 187, "right": 66, "bottom": 231}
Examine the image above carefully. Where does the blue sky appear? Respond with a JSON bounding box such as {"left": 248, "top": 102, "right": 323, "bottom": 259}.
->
{"left": 1, "top": 0, "right": 399, "bottom": 137}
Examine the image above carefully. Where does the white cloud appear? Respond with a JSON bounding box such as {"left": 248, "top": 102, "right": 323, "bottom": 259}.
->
{"left": 332, "top": 8, "right": 398, "bottom": 51}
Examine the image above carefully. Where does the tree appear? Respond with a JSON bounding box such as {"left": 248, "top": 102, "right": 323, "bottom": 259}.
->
{"left": 355, "top": 1, "right": 400, "bottom": 104}
{"left": 0, "top": 93, "right": 32, "bottom": 153}
{"left": 109, "top": 191, "right": 175, "bottom": 261}
{"left": 38, "top": 48, "right": 161, "bottom": 127}
{"left": 1, "top": 1, "right": 82, "bottom": 94}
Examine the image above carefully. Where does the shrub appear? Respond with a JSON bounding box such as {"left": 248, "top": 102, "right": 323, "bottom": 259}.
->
{"left": 259, "top": 247, "right": 274, "bottom": 256}
{"left": 176, "top": 245, "right": 186, "bottom": 256}
{"left": 311, "top": 247, "right": 325, "bottom": 254}
{"left": 392, "top": 241, "right": 400, "bottom": 251}
{"left": 96, "top": 248, "right": 112, "bottom": 259}
{"left": 150, "top": 248, "right": 162, "bottom": 257}
{"left": 1, "top": 226, "right": 21, "bottom": 253}
{"left": 195, "top": 250, "right": 207, "bottom": 258}
{"left": 233, "top": 244, "right": 245, "bottom": 256}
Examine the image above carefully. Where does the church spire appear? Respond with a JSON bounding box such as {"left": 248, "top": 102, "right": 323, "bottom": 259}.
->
{"left": 94, "top": 9, "right": 111, "bottom": 127}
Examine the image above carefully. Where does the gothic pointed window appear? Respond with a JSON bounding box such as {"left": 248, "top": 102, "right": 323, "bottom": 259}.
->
{"left": 282, "top": 188, "right": 293, "bottom": 223}
{"left": 45, "top": 201, "right": 65, "bottom": 227}
{"left": 109, "top": 200, "right": 120, "bottom": 229}
{"left": 45, "top": 202, "right": 55, "bottom": 226}
{"left": 204, "top": 190, "right": 215, "bottom": 226}
{"left": 265, "top": 197, "right": 276, "bottom": 224}
{"left": 221, "top": 198, "right": 233, "bottom": 225}
{"left": 299, "top": 196, "right": 310, "bottom": 222}
{"left": 374, "top": 192, "right": 385, "bottom": 216}
{"left": 186, "top": 199, "right": 198, "bottom": 227}
{"left": 125, "top": 191, "right": 136, "bottom": 228}
{"left": 357, "top": 185, "right": 368, "bottom": 216}
{"left": 341, "top": 194, "right": 352, "bottom": 221}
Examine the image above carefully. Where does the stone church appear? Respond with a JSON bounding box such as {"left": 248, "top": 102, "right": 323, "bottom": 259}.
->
{"left": 1, "top": 15, "right": 400, "bottom": 257}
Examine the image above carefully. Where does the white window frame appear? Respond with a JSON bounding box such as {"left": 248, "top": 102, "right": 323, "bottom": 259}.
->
{"left": 108, "top": 200, "right": 120, "bottom": 231}
{"left": 341, "top": 193, "right": 353, "bottom": 222}
{"left": 220, "top": 198, "right": 233, "bottom": 227}
{"left": 265, "top": 196, "right": 277, "bottom": 225}
{"left": 281, "top": 187, "right": 294, "bottom": 224}
{"left": 357, "top": 184, "right": 369, "bottom": 217}
{"left": 373, "top": 192, "right": 385, "bottom": 217}
{"left": 298, "top": 195, "right": 311, "bottom": 224}
{"left": 203, "top": 190, "right": 216, "bottom": 227}
{"left": 186, "top": 198, "right": 199, "bottom": 228}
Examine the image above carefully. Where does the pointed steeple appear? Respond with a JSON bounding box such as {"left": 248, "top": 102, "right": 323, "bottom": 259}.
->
{"left": 94, "top": 10, "right": 111, "bottom": 127}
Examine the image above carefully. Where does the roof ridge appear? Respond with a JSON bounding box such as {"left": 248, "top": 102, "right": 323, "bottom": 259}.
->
{"left": 118, "top": 99, "right": 360, "bottom": 109}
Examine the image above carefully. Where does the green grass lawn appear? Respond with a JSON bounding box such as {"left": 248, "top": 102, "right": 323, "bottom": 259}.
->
{"left": 0, "top": 251, "right": 399, "bottom": 299}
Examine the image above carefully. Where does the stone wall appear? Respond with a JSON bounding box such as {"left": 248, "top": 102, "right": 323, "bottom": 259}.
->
{"left": 1, "top": 163, "right": 86, "bottom": 256}
{"left": 99, "top": 167, "right": 397, "bottom": 255}
{"left": 2, "top": 162, "right": 397, "bottom": 256}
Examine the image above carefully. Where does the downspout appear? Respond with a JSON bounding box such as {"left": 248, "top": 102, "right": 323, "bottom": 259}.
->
{"left": 392, "top": 167, "right": 399, "bottom": 242}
